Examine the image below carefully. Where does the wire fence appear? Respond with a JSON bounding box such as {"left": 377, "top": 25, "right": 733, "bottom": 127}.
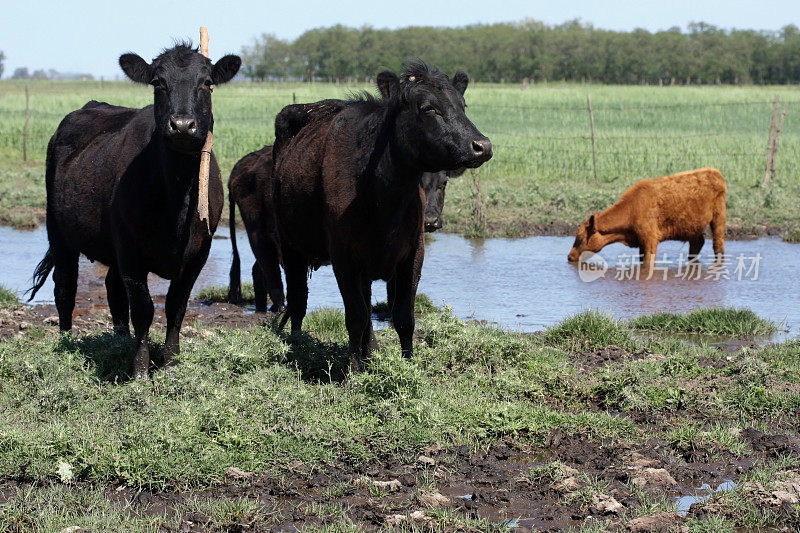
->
{"left": 1, "top": 87, "right": 797, "bottom": 189}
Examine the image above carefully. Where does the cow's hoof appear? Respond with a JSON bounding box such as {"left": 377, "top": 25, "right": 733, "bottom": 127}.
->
{"left": 269, "top": 303, "right": 285, "bottom": 314}
{"left": 349, "top": 355, "right": 365, "bottom": 374}
{"left": 133, "top": 368, "right": 149, "bottom": 381}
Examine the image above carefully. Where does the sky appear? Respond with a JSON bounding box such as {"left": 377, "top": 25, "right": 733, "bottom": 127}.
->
{"left": 2, "top": 0, "right": 799, "bottom": 78}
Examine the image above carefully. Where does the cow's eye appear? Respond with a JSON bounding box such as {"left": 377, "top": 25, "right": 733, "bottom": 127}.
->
{"left": 150, "top": 78, "right": 166, "bottom": 90}
{"left": 203, "top": 79, "right": 214, "bottom": 91}
{"left": 420, "top": 105, "right": 438, "bottom": 116}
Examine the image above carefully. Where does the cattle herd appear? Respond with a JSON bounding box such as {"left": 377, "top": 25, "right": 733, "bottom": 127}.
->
{"left": 28, "top": 43, "right": 728, "bottom": 379}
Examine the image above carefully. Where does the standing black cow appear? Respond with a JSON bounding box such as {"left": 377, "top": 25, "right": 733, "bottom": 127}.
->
{"left": 28, "top": 43, "right": 240, "bottom": 380}
{"left": 272, "top": 60, "right": 492, "bottom": 373}
{"left": 226, "top": 145, "right": 463, "bottom": 312}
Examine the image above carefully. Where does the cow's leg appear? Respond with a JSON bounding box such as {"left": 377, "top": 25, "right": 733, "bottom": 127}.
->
{"left": 252, "top": 262, "right": 268, "bottom": 312}
{"left": 52, "top": 247, "right": 79, "bottom": 332}
{"left": 391, "top": 249, "right": 420, "bottom": 359}
{"left": 244, "top": 211, "right": 285, "bottom": 313}
{"left": 333, "top": 261, "right": 370, "bottom": 374}
{"left": 688, "top": 236, "right": 705, "bottom": 262}
{"left": 105, "top": 265, "right": 129, "bottom": 335}
{"left": 640, "top": 238, "right": 658, "bottom": 278}
{"left": 121, "top": 270, "right": 153, "bottom": 380}
{"left": 281, "top": 247, "right": 308, "bottom": 332}
{"left": 710, "top": 200, "right": 726, "bottom": 263}
{"left": 163, "top": 241, "right": 211, "bottom": 365}
{"left": 359, "top": 276, "right": 377, "bottom": 359}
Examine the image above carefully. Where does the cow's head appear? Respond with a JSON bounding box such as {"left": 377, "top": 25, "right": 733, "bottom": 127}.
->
{"left": 119, "top": 43, "right": 240, "bottom": 153}
{"left": 377, "top": 61, "right": 492, "bottom": 172}
{"left": 568, "top": 213, "right": 609, "bottom": 262}
{"left": 420, "top": 167, "right": 466, "bottom": 232}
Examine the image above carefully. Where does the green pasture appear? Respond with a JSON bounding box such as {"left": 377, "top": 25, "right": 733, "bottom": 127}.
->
{"left": 0, "top": 80, "right": 799, "bottom": 235}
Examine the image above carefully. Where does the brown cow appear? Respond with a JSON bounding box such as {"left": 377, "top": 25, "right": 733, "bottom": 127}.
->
{"left": 568, "top": 167, "right": 726, "bottom": 272}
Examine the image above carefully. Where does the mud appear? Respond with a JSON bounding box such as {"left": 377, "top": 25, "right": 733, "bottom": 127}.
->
{"left": 2, "top": 431, "right": 798, "bottom": 532}
{"left": 0, "top": 281, "right": 275, "bottom": 341}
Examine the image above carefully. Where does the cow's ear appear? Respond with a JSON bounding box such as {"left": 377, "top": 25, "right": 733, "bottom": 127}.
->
{"left": 588, "top": 214, "right": 597, "bottom": 232}
{"left": 377, "top": 70, "right": 400, "bottom": 99}
{"left": 452, "top": 70, "right": 469, "bottom": 95}
{"left": 119, "top": 53, "right": 153, "bottom": 84}
{"left": 212, "top": 55, "right": 241, "bottom": 84}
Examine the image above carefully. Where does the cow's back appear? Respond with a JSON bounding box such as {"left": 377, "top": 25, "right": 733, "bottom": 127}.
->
{"left": 626, "top": 167, "right": 726, "bottom": 241}
{"left": 273, "top": 111, "right": 340, "bottom": 263}
{"left": 46, "top": 101, "right": 153, "bottom": 262}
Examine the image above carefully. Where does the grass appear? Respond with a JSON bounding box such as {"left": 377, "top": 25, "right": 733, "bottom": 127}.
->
{"left": 0, "top": 304, "right": 799, "bottom": 529}
{"left": 541, "top": 309, "right": 638, "bottom": 352}
{"left": 196, "top": 282, "right": 255, "bottom": 303}
{"left": 0, "top": 285, "right": 21, "bottom": 310}
{"left": 629, "top": 308, "right": 778, "bottom": 336}
{"left": 1, "top": 80, "right": 799, "bottom": 237}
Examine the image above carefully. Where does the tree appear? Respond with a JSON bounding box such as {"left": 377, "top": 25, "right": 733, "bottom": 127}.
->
{"left": 11, "top": 67, "right": 29, "bottom": 79}
{"left": 0, "top": 51, "right": 5, "bottom": 79}
{"left": 241, "top": 20, "right": 800, "bottom": 85}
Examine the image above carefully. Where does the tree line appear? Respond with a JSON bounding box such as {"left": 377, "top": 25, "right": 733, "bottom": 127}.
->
{"left": 241, "top": 20, "right": 800, "bottom": 84}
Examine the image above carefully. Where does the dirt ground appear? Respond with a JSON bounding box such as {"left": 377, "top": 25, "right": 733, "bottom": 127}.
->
{"left": 2, "top": 430, "right": 798, "bottom": 531}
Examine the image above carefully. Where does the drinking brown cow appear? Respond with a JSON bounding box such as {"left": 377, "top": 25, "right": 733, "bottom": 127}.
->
{"left": 568, "top": 167, "right": 727, "bottom": 273}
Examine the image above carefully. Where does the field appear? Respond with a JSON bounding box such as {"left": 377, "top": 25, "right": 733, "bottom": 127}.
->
{"left": 1, "top": 80, "right": 799, "bottom": 237}
{"left": 2, "top": 79, "right": 800, "bottom": 531}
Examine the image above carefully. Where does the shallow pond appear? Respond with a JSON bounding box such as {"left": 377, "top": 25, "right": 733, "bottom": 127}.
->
{"left": 2, "top": 225, "right": 798, "bottom": 335}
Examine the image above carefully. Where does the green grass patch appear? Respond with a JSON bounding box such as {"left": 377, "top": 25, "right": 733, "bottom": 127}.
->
{"left": 630, "top": 308, "right": 777, "bottom": 337}
{"left": 541, "top": 310, "right": 637, "bottom": 352}
{"left": 0, "top": 307, "right": 636, "bottom": 489}
{"left": 0, "top": 285, "right": 21, "bottom": 309}
{"left": 196, "top": 282, "right": 254, "bottom": 303}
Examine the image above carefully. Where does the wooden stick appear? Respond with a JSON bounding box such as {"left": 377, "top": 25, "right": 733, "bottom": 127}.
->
{"left": 198, "top": 26, "right": 212, "bottom": 234}
{"left": 587, "top": 94, "right": 598, "bottom": 182}
{"left": 769, "top": 105, "right": 788, "bottom": 183}
{"left": 763, "top": 94, "right": 779, "bottom": 186}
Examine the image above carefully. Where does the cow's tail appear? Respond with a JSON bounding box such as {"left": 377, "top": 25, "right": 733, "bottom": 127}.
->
{"left": 227, "top": 194, "right": 242, "bottom": 304}
{"left": 28, "top": 248, "right": 54, "bottom": 302}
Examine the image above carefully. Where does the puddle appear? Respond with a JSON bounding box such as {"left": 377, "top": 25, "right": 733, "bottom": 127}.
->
{"left": 675, "top": 479, "right": 737, "bottom": 516}
{"left": 1, "top": 226, "right": 799, "bottom": 335}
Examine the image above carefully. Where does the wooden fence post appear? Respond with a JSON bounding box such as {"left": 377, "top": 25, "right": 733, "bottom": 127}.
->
{"left": 587, "top": 94, "right": 598, "bottom": 182}
{"left": 197, "top": 27, "right": 212, "bottom": 234}
{"left": 23, "top": 85, "right": 30, "bottom": 162}
{"left": 763, "top": 95, "right": 788, "bottom": 187}
{"left": 763, "top": 95, "right": 779, "bottom": 186}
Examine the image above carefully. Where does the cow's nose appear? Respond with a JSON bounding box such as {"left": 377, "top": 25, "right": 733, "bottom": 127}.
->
{"left": 471, "top": 138, "right": 493, "bottom": 160}
{"left": 425, "top": 217, "right": 443, "bottom": 232}
{"left": 168, "top": 115, "right": 197, "bottom": 135}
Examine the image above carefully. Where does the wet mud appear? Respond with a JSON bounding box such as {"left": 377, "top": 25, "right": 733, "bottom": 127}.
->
{"left": 2, "top": 431, "right": 798, "bottom": 531}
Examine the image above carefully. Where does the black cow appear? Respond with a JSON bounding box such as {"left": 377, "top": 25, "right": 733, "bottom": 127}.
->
{"left": 420, "top": 167, "right": 466, "bottom": 231}
{"left": 28, "top": 43, "right": 241, "bottom": 380}
{"left": 226, "top": 146, "right": 463, "bottom": 312}
{"left": 272, "top": 60, "right": 492, "bottom": 373}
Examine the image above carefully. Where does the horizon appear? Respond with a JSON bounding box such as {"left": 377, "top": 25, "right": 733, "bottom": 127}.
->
{"left": 1, "top": 0, "right": 799, "bottom": 79}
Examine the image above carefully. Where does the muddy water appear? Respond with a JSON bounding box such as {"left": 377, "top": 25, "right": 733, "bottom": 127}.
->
{"left": 2, "top": 226, "right": 798, "bottom": 335}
